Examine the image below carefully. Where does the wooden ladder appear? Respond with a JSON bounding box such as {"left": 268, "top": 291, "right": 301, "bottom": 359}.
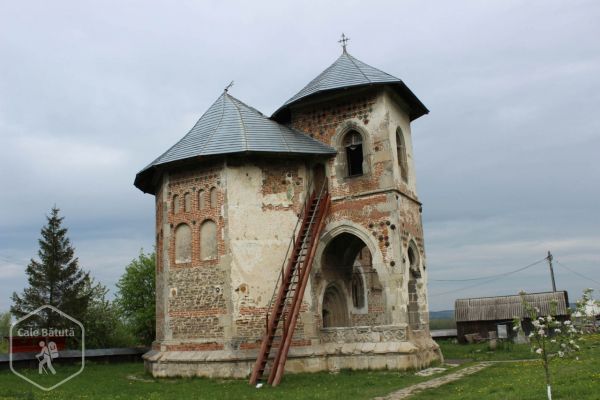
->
{"left": 249, "top": 181, "right": 330, "bottom": 387}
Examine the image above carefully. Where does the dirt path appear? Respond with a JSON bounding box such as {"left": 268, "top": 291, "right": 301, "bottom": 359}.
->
{"left": 373, "top": 362, "right": 492, "bottom": 400}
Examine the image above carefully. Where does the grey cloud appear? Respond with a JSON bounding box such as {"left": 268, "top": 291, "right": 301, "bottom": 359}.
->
{"left": 1, "top": 0, "right": 598, "bottom": 312}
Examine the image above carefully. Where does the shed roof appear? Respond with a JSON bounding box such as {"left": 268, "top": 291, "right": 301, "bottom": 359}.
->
{"left": 134, "top": 92, "right": 336, "bottom": 193}
{"left": 455, "top": 291, "right": 569, "bottom": 323}
{"left": 271, "top": 50, "right": 428, "bottom": 122}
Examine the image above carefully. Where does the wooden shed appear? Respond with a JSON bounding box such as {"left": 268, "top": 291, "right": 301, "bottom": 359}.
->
{"left": 454, "top": 291, "right": 569, "bottom": 343}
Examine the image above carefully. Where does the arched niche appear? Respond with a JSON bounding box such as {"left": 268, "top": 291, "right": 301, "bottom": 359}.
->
{"left": 198, "top": 189, "right": 205, "bottom": 210}
{"left": 209, "top": 187, "right": 217, "bottom": 208}
{"left": 407, "top": 240, "right": 422, "bottom": 330}
{"left": 322, "top": 284, "right": 349, "bottom": 328}
{"left": 172, "top": 194, "right": 180, "bottom": 214}
{"left": 200, "top": 220, "right": 218, "bottom": 260}
{"left": 184, "top": 192, "right": 191, "bottom": 212}
{"left": 174, "top": 223, "right": 192, "bottom": 264}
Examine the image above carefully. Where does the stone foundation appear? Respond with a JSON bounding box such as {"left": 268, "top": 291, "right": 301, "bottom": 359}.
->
{"left": 143, "top": 326, "right": 442, "bottom": 379}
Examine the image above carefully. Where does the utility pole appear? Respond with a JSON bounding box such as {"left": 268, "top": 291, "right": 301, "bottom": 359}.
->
{"left": 547, "top": 251, "right": 557, "bottom": 292}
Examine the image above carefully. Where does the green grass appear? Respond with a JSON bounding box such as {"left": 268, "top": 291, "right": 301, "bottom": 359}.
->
{"left": 414, "top": 334, "right": 600, "bottom": 400}
{"left": 0, "top": 361, "right": 467, "bottom": 400}
{"left": 0, "top": 339, "right": 7, "bottom": 354}
{"left": 437, "top": 338, "right": 537, "bottom": 361}
{"left": 3, "top": 336, "right": 598, "bottom": 399}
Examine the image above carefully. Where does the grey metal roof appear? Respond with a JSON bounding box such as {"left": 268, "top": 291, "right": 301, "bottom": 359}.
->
{"left": 134, "top": 92, "right": 335, "bottom": 193}
{"left": 455, "top": 291, "right": 569, "bottom": 322}
{"left": 272, "top": 51, "right": 429, "bottom": 122}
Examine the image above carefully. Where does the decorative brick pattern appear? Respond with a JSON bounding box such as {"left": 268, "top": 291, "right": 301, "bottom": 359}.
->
{"left": 166, "top": 167, "right": 225, "bottom": 268}
{"left": 291, "top": 94, "right": 377, "bottom": 142}
{"left": 165, "top": 342, "right": 224, "bottom": 351}
{"left": 320, "top": 325, "right": 407, "bottom": 343}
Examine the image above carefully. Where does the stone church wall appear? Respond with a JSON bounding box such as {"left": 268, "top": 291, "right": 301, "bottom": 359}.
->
{"left": 154, "top": 163, "right": 232, "bottom": 351}
{"left": 146, "top": 87, "right": 439, "bottom": 377}
{"left": 290, "top": 88, "right": 429, "bottom": 332}
{"left": 225, "top": 158, "right": 312, "bottom": 349}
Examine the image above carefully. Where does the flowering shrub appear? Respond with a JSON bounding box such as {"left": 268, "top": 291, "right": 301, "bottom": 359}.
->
{"left": 513, "top": 292, "right": 582, "bottom": 400}
{"left": 572, "top": 288, "right": 599, "bottom": 333}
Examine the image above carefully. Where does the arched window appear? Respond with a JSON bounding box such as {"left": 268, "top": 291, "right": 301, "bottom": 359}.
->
{"left": 407, "top": 241, "right": 421, "bottom": 329}
{"left": 209, "top": 187, "right": 217, "bottom": 208}
{"left": 174, "top": 224, "right": 192, "bottom": 264}
{"left": 351, "top": 269, "right": 365, "bottom": 309}
{"left": 198, "top": 189, "right": 205, "bottom": 210}
{"left": 408, "top": 241, "right": 421, "bottom": 277}
{"left": 200, "top": 220, "right": 217, "bottom": 260}
{"left": 172, "top": 195, "right": 180, "bottom": 214}
{"left": 343, "top": 130, "right": 364, "bottom": 177}
{"left": 184, "top": 192, "right": 191, "bottom": 212}
{"left": 396, "top": 128, "right": 408, "bottom": 183}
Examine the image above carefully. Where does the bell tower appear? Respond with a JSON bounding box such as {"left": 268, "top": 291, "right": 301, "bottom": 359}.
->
{"left": 272, "top": 39, "right": 432, "bottom": 333}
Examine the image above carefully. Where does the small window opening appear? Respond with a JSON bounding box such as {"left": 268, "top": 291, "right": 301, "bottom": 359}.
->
{"left": 408, "top": 242, "right": 421, "bottom": 278}
{"left": 344, "top": 131, "right": 363, "bottom": 177}
{"left": 351, "top": 270, "right": 365, "bottom": 309}
{"left": 396, "top": 128, "right": 408, "bottom": 183}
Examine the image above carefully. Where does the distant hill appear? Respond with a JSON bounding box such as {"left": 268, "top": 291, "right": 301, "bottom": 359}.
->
{"left": 429, "top": 310, "right": 454, "bottom": 320}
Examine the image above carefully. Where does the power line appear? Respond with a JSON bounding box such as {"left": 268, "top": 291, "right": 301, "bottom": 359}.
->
{"left": 555, "top": 259, "right": 600, "bottom": 288}
{"left": 429, "top": 257, "right": 548, "bottom": 297}
{"left": 429, "top": 257, "right": 548, "bottom": 282}
{"left": 0, "top": 254, "right": 26, "bottom": 265}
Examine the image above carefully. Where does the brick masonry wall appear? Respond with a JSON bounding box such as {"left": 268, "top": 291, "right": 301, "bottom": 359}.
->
{"left": 155, "top": 163, "right": 231, "bottom": 341}
{"left": 166, "top": 167, "right": 225, "bottom": 267}
{"left": 168, "top": 266, "right": 227, "bottom": 339}
{"left": 291, "top": 88, "right": 420, "bottom": 204}
{"left": 328, "top": 194, "right": 395, "bottom": 262}
{"left": 291, "top": 90, "right": 386, "bottom": 198}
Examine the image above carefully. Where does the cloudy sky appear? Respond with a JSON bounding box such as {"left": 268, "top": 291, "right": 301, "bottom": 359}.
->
{"left": 1, "top": 0, "right": 598, "bottom": 312}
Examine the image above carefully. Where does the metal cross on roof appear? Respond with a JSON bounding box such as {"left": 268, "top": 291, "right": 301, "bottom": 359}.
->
{"left": 338, "top": 33, "right": 350, "bottom": 52}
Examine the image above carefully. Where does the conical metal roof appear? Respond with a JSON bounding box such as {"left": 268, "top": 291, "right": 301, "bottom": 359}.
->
{"left": 272, "top": 51, "right": 428, "bottom": 122}
{"left": 135, "top": 92, "right": 335, "bottom": 193}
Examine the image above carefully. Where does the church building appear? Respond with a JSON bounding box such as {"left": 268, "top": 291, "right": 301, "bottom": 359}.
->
{"left": 135, "top": 39, "right": 441, "bottom": 383}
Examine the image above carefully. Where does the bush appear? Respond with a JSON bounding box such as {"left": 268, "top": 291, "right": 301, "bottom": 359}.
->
{"left": 115, "top": 250, "right": 156, "bottom": 346}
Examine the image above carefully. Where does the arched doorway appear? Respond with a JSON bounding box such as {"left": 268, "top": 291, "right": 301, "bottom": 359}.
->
{"left": 319, "top": 232, "right": 384, "bottom": 328}
{"left": 322, "top": 284, "right": 348, "bottom": 327}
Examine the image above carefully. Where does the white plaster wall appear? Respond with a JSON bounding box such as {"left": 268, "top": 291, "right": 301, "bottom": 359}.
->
{"left": 225, "top": 163, "right": 307, "bottom": 314}
{"left": 383, "top": 90, "right": 419, "bottom": 194}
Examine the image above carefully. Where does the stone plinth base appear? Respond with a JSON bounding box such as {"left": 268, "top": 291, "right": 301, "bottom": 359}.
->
{"left": 143, "top": 336, "right": 441, "bottom": 379}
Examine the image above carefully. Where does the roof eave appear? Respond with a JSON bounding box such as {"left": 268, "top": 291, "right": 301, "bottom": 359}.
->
{"left": 271, "top": 82, "right": 429, "bottom": 123}
{"left": 133, "top": 150, "right": 336, "bottom": 195}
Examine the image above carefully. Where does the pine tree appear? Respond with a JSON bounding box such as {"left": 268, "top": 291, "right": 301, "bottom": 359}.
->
{"left": 11, "top": 207, "right": 90, "bottom": 328}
